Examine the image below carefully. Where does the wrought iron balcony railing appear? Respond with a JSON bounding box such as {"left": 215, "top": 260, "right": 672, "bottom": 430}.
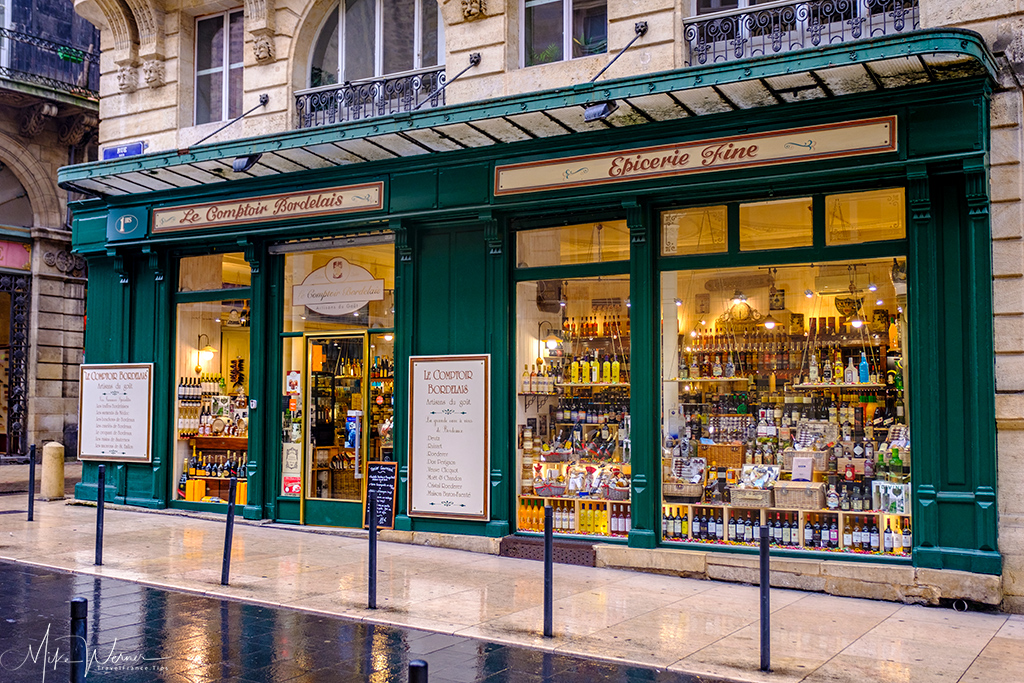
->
{"left": 0, "top": 27, "right": 99, "bottom": 99}
{"left": 295, "top": 66, "right": 447, "bottom": 129}
{"left": 683, "top": 0, "right": 920, "bottom": 66}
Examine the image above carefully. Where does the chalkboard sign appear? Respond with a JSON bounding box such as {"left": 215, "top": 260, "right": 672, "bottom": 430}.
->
{"left": 364, "top": 461, "right": 397, "bottom": 530}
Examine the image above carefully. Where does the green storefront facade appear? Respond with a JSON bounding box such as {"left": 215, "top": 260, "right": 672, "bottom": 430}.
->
{"left": 63, "top": 30, "right": 1000, "bottom": 577}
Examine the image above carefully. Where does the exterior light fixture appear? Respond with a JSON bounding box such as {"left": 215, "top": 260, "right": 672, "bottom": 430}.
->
{"left": 580, "top": 22, "right": 648, "bottom": 122}
{"left": 232, "top": 154, "right": 262, "bottom": 172}
{"left": 195, "top": 333, "right": 216, "bottom": 374}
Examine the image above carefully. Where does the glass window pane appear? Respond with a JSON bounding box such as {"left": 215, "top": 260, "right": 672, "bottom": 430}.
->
{"left": 383, "top": 0, "right": 415, "bottom": 75}
{"left": 280, "top": 337, "right": 305, "bottom": 497}
{"left": 283, "top": 242, "right": 396, "bottom": 333}
{"left": 517, "top": 220, "right": 629, "bottom": 268}
{"left": 661, "top": 206, "right": 728, "bottom": 256}
{"left": 195, "top": 72, "right": 222, "bottom": 125}
{"left": 196, "top": 16, "right": 223, "bottom": 71}
{"left": 697, "top": 0, "right": 740, "bottom": 14}
{"left": 659, "top": 256, "right": 910, "bottom": 550}
{"left": 739, "top": 197, "right": 813, "bottom": 252}
{"left": 179, "top": 253, "right": 252, "bottom": 292}
{"left": 421, "top": 0, "right": 439, "bottom": 68}
{"left": 525, "top": 0, "right": 564, "bottom": 66}
{"left": 515, "top": 276, "right": 630, "bottom": 537}
{"left": 311, "top": 7, "right": 340, "bottom": 87}
{"left": 826, "top": 188, "right": 906, "bottom": 246}
{"left": 343, "top": 0, "right": 376, "bottom": 80}
{"left": 228, "top": 65, "right": 243, "bottom": 118}
{"left": 228, "top": 11, "right": 244, "bottom": 63}
{"left": 173, "top": 299, "right": 251, "bottom": 504}
{"left": 572, "top": 0, "right": 607, "bottom": 58}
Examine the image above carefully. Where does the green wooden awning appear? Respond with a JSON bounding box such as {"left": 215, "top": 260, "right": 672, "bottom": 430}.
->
{"left": 57, "top": 29, "right": 996, "bottom": 199}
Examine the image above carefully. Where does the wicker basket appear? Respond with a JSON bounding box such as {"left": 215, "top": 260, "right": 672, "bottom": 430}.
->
{"left": 773, "top": 481, "right": 825, "bottom": 510}
{"left": 729, "top": 487, "right": 774, "bottom": 508}
{"left": 663, "top": 481, "right": 703, "bottom": 503}
{"left": 534, "top": 482, "right": 566, "bottom": 497}
{"left": 605, "top": 486, "right": 630, "bottom": 501}
{"left": 783, "top": 449, "right": 829, "bottom": 472}
{"left": 697, "top": 444, "right": 745, "bottom": 469}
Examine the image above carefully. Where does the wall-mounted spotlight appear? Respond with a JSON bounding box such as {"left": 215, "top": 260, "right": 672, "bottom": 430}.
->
{"left": 232, "top": 154, "right": 262, "bottom": 172}
{"left": 673, "top": 298, "right": 682, "bottom": 307}
{"left": 805, "top": 289, "right": 814, "bottom": 298}
{"left": 584, "top": 101, "right": 619, "bottom": 122}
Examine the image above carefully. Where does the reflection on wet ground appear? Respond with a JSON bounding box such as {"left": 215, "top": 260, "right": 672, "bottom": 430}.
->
{"left": 0, "top": 561, "right": 708, "bottom": 683}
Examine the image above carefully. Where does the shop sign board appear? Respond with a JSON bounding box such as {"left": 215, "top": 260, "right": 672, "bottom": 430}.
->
{"left": 494, "top": 116, "right": 897, "bottom": 195}
{"left": 408, "top": 355, "right": 490, "bottom": 520}
{"left": 293, "top": 257, "right": 385, "bottom": 315}
{"left": 79, "top": 363, "right": 153, "bottom": 463}
{"left": 364, "top": 461, "right": 398, "bottom": 529}
{"left": 152, "top": 181, "right": 384, "bottom": 233}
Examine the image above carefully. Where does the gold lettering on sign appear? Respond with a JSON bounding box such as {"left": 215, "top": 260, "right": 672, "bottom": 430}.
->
{"left": 153, "top": 182, "right": 384, "bottom": 232}
{"left": 494, "top": 117, "right": 896, "bottom": 196}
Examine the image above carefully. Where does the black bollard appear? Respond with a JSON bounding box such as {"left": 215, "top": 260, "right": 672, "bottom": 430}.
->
{"left": 221, "top": 477, "right": 238, "bottom": 586}
{"left": 70, "top": 597, "right": 87, "bottom": 683}
{"left": 368, "top": 490, "right": 377, "bottom": 609}
{"left": 759, "top": 523, "right": 771, "bottom": 673}
{"left": 27, "top": 444, "right": 36, "bottom": 522}
{"left": 543, "top": 505, "right": 553, "bottom": 638}
{"left": 95, "top": 464, "right": 105, "bottom": 566}
{"left": 409, "top": 659, "right": 428, "bottom": 683}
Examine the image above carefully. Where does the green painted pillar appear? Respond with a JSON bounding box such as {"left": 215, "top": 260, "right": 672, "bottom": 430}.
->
{"left": 242, "top": 240, "right": 268, "bottom": 520}
{"left": 483, "top": 212, "right": 510, "bottom": 538}
{"left": 626, "top": 199, "right": 657, "bottom": 549}
{"left": 394, "top": 221, "right": 414, "bottom": 531}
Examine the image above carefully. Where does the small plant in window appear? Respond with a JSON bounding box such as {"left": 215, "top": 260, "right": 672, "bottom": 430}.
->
{"left": 529, "top": 42, "right": 562, "bottom": 66}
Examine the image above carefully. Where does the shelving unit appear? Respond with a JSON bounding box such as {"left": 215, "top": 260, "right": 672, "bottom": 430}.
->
{"left": 518, "top": 495, "right": 631, "bottom": 537}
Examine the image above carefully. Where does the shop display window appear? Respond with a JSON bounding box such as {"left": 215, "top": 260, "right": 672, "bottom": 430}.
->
{"left": 825, "top": 188, "right": 906, "bottom": 246}
{"left": 173, "top": 298, "right": 251, "bottom": 504}
{"left": 178, "top": 253, "right": 251, "bottom": 292}
{"left": 739, "top": 197, "right": 813, "bottom": 251}
{"left": 515, "top": 275, "right": 631, "bottom": 538}
{"left": 661, "top": 205, "right": 728, "bottom": 256}
{"left": 660, "top": 256, "right": 910, "bottom": 555}
{"left": 516, "top": 220, "right": 629, "bottom": 268}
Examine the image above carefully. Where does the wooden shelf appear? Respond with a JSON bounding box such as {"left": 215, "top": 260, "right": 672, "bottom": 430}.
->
{"left": 554, "top": 382, "right": 630, "bottom": 388}
{"left": 665, "top": 377, "right": 752, "bottom": 383}
{"left": 791, "top": 383, "right": 886, "bottom": 390}
{"left": 190, "top": 436, "right": 249, "bottom": 449}
{"left": 190, "top": 475, "right": 246, "bottom": 481}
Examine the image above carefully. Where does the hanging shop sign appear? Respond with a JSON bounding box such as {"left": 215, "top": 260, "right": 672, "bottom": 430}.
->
{"left": 152, "top": 181, "right": 384, "bottom": 233}
{"left": 293, "top": 257, "right": 385, "bottom": 315}
{"left": 408, "top": 355, "right": 490, "bottom": 520}
{"left": 79, "top": 363, "right": 154, "bottom": 463}
{"left": 494, "top": 116, "right": 897, "bottom": 196}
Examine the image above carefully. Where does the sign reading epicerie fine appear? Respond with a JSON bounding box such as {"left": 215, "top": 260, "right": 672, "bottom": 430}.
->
{"left": 152, "top": 182, "right": 384, "bottom": 232}
{"left": 408, "top": 355, "right": 490, "bottom": 521}
{"left": 79, "top": 364, "right": 154, "bottom": 463}
{"left": 494, "top": 116, "right": 896, "bottom": 195}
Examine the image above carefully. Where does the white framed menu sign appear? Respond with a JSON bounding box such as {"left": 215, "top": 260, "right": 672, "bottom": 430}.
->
{"left": 79, "top": 363, "right": 154, "bottom": 463}
{"left": 408, "top": 355, "right": 490, "bottom": 520}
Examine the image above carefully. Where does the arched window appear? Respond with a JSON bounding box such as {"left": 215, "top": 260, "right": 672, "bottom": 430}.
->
{"left": 310, "top": 0, "right": 444, "bottom": 88}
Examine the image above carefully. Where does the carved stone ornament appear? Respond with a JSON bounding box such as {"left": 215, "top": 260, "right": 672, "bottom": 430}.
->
{"left": 143, "top": 59, "right": 165, "bottom": 87}
{"left": 117, "top": 65, "right": 139, "bottom": 93}
{"left": 19, "top": 103, "right": 58, "bottom": 138}
{"left": 43, "top": 250, "right": 87, "bottom": 276}
{"left": 253, "top": 32, "right": 276, "bottom": 63}
{"left": 58, "top": 114, "right": 99, "bottom": 146}
{"left": 462, "top": 0, "right": 485, "bottom": 20}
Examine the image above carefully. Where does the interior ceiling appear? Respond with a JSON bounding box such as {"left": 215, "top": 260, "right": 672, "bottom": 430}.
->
{"left": 58, "top": 32, "right": 994, "bottom": 198}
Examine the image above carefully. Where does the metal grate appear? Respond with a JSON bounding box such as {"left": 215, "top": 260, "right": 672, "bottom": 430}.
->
{"left": 499, "top": 535, "right": 597, "bottom": 567}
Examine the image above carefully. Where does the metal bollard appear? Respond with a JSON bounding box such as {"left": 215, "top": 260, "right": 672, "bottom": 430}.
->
{"left": 759, "top": 524, "right": 771, "bottom": 673}
{"left": 221, "top": 477, "right": 238, "bottom": 586}
{"left": 95, "top": 465, "right": 105, "bottom": 566}
{"left": 409, "top": 659, "right": 428, "bottom": 683}
{"left": 368, "top": 490, "right": 377, "bottom": 610}
{"left": 27, "top": 444, "right": 36, "bottom": 522}
{"left": 543, "top": 505, "right": 553, "bottom": 638}
{"left": 70, "top": 597, "right": 87, "bottom": 683}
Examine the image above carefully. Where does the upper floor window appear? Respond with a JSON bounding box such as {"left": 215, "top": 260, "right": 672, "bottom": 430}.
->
{"left": 523, "top": 0, "right": 607, "bottom": 67}
{"left": 195, "top": 10, "right": 244, "bottom": 125}
{"left": 310, "top": 0, "right": 444, "bottom": 88}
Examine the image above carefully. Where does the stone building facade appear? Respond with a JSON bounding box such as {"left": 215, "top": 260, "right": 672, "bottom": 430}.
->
{"left": 0, "top": 0, "right": 97, "bottom": 459}
{"left": 66, "top": 0, "right": 1024, "bottom": 611}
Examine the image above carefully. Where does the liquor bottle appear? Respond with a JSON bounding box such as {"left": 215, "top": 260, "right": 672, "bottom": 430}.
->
{"left": 843, "top": 516, "right": 853, "bottom": 549}
{"left": 901, "top": 519, "right": 912, "bottom": 554}
{"left": 859, "top": 352, "right": 870, "bottom": 384}
{"left": 827, "top": 485, "right": 839, "bottom": 510}
{"left": 591, "top": 356, "right": 600, "bottom": 383}
{"left": 781, "top": 514, "right": 791, "bottom": 546}
{"left": 774, "top": 513, "right": 783, "bottom": 545}
{"left": 870, "top": 518, "right": 881, "bottom": 552}
{"left": 844, "top": 357, "right": 856, "bottom": 384}
{"left": 712, "top": 355, "right": 723, "bottom": 378}
{"left": 671, "top": 509, "right": 680, "bottom": 539}
{"left": 744, "top": 512, "right": 753, "bottom": 542}
{"left": 829, "top": 517, "right": 839, "bottom": 548}
{"left": 570, "top": 357, "right": 580, "bottom": 384}
{"left": 809, "top": 350, "right": 819, "bottom": 383}
{"left": 883, "top": 520, "right": 894, "bottom": 552}
{"left": 521, "top": 364, "right": 530, "bottom": 394}
{"left": 567, "top": 504, "right": 576, "bottom": 532}
{"left": 728, "top": 512, "right": 737, "bottom": 542}
{"left": 663, "top": 509, "right": 670, "bottom": 539}
{"left": 832, "top": 351, "right": 843, "bottom": 384}
{"left": 708, "top": 510, "right": 717, "bottom": 540}
{"left": 840, "top": 483, "right": 850, "bottom": 511}
{"left": 716, "top": 511, "right": 725, "bottom": 541}
{"left": 812, "top": 515, "right": 822, "bottom": 548}
{"left": 602, "top": 355, "right": 611, "bottom": 384}
{"left": 725, "top": 352, "right": 735, "bottom": 378}
{"left": 580, "top": 356, "right": 590, "bottom": 384}
{"left": 680, "top": 511, "right": 688, "bottom": 538}
{"left": 822, "top": 353, "right": 833, "bottom": 383}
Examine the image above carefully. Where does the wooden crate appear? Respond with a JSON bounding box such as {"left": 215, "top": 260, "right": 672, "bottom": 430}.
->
{"left": 697, "top": 444, "right": 745, "bottom": 469}
{"left": 729, "top": 487, "right": 774, "bottom": 508}
{"left": 774, "top": 481, "right": 826, "bottom": 510}
{"left": 663, "top": 481, "right": 703, "bottom": 503}
{"left": 783, "top": 449, "right": 829, "bottom": 472}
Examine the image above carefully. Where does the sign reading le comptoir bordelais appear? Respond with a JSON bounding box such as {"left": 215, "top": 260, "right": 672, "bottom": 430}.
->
{"left": 293, "top": 257, "right": 384, "bottom": 316}
{"left": 409, "top": 355, "right": 490, "bottom": 520}
{"left": 79, "top": 364, "right": 154, "bottom": 463}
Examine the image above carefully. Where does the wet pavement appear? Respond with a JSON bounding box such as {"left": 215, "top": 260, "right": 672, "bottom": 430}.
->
{"left": 0, "top": 560, "right": 709, "bottom": 683}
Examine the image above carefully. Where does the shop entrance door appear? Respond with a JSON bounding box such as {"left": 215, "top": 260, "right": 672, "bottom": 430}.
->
{"left": 301, "top": 333, "right": 368, "bottom": 527}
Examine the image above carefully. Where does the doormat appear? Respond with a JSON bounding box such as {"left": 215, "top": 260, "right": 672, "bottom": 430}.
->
{"left": 498, "top": 535, "right": 596, "bottom": 567}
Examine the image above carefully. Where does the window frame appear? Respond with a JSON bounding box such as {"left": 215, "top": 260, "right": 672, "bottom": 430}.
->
{"left": 520, "top": 0, "right": 608, "bottom": 68}
{"left": 194, "top": 9, "right": 244, "bottom": 125}
{"left": 310, "top": 0, "right": 445, "bottom": 88}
